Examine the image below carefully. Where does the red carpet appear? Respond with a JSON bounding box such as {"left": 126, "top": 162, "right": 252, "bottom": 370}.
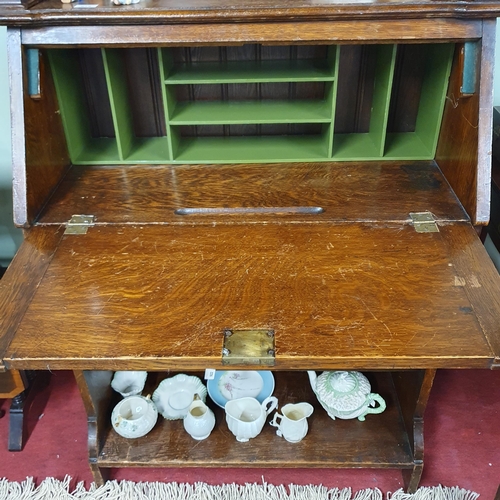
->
{"left": 0, "top": 369, "right": 499, "bottom": 498}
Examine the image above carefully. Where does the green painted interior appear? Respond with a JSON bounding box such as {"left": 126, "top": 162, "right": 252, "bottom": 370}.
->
{"left": 49, "top": 43, "right": 453, "bottom": 165}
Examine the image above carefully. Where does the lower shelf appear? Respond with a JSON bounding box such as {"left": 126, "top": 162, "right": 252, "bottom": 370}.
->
{"left": 98, "top": 372, "right": 414, "bottom": 469}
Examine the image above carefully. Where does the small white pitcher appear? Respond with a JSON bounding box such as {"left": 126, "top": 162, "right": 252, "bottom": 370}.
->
{"left": 270, "top": 402, "right": 314, "bottom": 443}
{"left": 183, "top": 398, "right": 216, "bottom": 440}
{"left": 225, "top": 396, "right": 278, "bottom": 442}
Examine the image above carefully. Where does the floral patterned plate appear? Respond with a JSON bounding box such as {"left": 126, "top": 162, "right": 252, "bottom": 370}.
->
{"left": 207, "top": 371, "right": 275, "bottom": 408}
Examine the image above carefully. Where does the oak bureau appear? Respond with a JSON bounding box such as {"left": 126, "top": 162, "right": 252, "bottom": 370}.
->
{"left": 1, "top": 0, "right": 500, "bottom": 491}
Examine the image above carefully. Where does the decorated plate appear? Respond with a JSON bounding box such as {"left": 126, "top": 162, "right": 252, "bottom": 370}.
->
{"left": 207, "top": 371, "right": 275, "bottom": 408}
{"left": 152, "top": 374, "right": 207, "bottom": 420}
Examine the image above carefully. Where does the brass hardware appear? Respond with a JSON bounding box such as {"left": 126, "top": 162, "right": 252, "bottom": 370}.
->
{"left": 64, "top": 215, "right": 95, "bottom": 235}
{"left": 222, "top": 329, "right": 275, "bottom": 366}
{"left": 409, "top": 212, "right": 439, "bottom": 233}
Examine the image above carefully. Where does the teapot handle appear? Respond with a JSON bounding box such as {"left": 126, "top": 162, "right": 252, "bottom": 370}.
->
{"left": 363, "top": 393, "right": 386, "bottom": 417}
{"left": 262, "top": 396, "right": 279, "bottom": 415}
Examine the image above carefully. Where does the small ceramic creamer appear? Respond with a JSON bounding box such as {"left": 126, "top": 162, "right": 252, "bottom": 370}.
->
{"left": 270, "top": 402, "right": 314, "bottom": 443}
{"left": 308, "top": 371, "right": 386, "bottom": 421}
{"left": 111, "top": 395, "right": 158, "bottom": 438}
{"left": 225, "top": 396, "right": 278, "bottom": 442}
{"left": 183, "top": 397, "right": 216, "bottom": 440}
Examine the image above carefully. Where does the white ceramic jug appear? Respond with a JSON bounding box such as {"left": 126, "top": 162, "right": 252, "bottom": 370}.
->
{"left": 270, "top": 402, "right": 314, "bottom": 443}
{"left": 183, "top": 398, "right": 216, "bottom": 440}
{"left": 225, "top": 396, "right": 278, "bottom": 442}
{"left": 111, "top": 395, "right": 158, "bottom": 439}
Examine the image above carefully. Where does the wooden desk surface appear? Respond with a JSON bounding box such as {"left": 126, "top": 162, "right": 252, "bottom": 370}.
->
{"left": 1, "top": 162, "right": 498, "bottom": 371}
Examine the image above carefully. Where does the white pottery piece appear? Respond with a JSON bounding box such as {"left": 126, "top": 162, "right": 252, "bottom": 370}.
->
{"left": 307, "top": 370, "right": 386, "bottom": 421}
{"left": 111, "top": 371, "right": 147, "bottom": 398}
{"left": 225, "top": 396, "right": 278, "bottom": 442}
{"left": 111, "top": 395, "right": 158, "bottom": 439}
{"left": 270, "top": 402, "right": 314, "bottom": 443}
{"left": 152, "top": 374, "right": 207, "bottom": 420}
{"left": 183, "top": 398, "right": 216, "bottom": 440}
{"left": 112, "top": 0, "right": 140, "bottom": 5}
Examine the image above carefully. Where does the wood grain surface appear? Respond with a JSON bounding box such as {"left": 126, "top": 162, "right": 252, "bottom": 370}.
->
{"left": 2, "top": 221, "right": 494, "bottom": 370}
{"left": 0, "top": 227, "right": 64, "bottom": 370}
{"left": 2, "top": 1, "right": 500, "bottom": 27}
{"left": 436, "top": 21, "right": 496, "bottom": 225}
{"left": 18, "top": 21, "right": 482, "bottom": 47}
{"left": 37, "top": 161, "right": 468, "bottom": 225}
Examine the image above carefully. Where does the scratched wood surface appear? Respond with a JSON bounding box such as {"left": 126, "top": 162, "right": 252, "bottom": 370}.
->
{"left": 37, "top": 161, "right": 467, "bottom": 225}
{"left": 2, "top": 0, "right": 500, "bottom": 28}
{"left": 2, "top": 221, "right": 494, "bottom": 370}
{"left": 98, "top": 371, "right": 414, "bottom": 468}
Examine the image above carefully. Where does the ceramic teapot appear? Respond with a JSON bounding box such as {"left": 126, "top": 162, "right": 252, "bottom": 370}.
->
{"left": 307, "top": 371, "right": 386, "bottom": 421}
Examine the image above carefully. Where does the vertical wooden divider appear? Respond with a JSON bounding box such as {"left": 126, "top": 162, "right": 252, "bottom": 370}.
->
{"left": 102, "top": 48, "right": 135, "bottom": 161}
{"left": 414, "top": 44, "right": 454, "bottom": 154}
{"left": 47, "top": 50, "right": 93, "bottom": 163}
{"left": 327, "top": 45, "right": 340, "bottom": 158}
{"left": 158, "top": 48, "right": 176, "bottom": 161}
{"left": 372, "top": 44, "right": 397, "bottom": 157}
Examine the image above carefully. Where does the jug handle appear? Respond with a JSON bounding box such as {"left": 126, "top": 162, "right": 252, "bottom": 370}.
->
{"left": 270, "top": 412, "right": 283, "bottom": 436}
{"left": 364, "top": 393, "right": 386, "bottom": 416}
{"left": 262, "top": 396, "right": 279, "bottom": 415}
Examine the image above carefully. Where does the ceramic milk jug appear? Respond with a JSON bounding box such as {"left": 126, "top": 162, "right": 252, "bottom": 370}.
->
{"left": 225, "top": 396, "right": 278, "bottom": 442}
{"left": 111, "top": 395, "right": 158, "bottom": 438}
{"left": 270, "top": 402, "right": 314, "bottom": 443}
{"left": 308, "top": 370, "right": 386, "bottom": 421}
{"left": 183, "top": 397, "right": 216, "bottom": 440}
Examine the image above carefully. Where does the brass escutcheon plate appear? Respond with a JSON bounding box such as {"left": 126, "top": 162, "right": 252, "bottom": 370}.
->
{"left": 222, "top": 329, "right": 275, "bottom": 366}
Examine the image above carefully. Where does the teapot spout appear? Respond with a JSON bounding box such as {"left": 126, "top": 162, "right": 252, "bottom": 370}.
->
{"left": 307, "top": 371, "right": 317, "bottom": 392}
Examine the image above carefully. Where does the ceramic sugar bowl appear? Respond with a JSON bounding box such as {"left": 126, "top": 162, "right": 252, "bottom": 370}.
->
{"left": 308, "top": 371, "right": 386, "bottom": 421}
{"left": 111, "top": 395, "right": 158, "bottom": 438}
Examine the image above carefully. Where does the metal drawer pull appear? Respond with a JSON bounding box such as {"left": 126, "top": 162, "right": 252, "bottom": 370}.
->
{"left": 175, "top": 206, "right": 324, "bottom": 216}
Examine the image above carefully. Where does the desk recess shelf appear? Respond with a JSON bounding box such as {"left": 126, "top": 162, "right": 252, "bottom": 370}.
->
{"left": 1, "top": 0, "right": 500, "bottom": 493}
{"left": 98, "top": 372, "right": 413, "bottom": 470}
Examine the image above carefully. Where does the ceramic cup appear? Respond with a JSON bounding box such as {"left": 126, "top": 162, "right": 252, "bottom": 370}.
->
{"left": 270, "top": 402, "right": 314, "bottom": 443}
{"left": 225, "top": 396, "right": 278, "bottom": 442}
{"left": 111, "top": 395, "right": 158, "bottom": 439}
{"left": 111, "top": 371, "right": 148, "bottom": 398}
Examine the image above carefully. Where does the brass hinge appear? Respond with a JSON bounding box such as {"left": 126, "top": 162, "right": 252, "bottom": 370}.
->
{"left": 409, "top": 212, "right": 439, "bottom": 233}
{"left": 64, "top": 215, "right": 95, "bottom": 235}
{"left": 222, "top": 329, "right": 275, "bottom": 366}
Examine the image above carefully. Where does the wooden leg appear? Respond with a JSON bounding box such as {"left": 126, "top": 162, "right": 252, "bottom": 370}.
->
{"left": 392, "top": 369, "right": 436, "bottom": 494}
{"left": 74, "top": 370, "right": 114, "bottom": 485}
{"left": 8, "top": 370, "right": 50, "bottom": 451}
{"left": 89, "top": 462, "right": 108, "bottom": 486}
{"left": 8, "top": 390, "right": 28, "bottom": 451}
{"left": 495, "top": 484, "right": 500, "bottom": 500}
